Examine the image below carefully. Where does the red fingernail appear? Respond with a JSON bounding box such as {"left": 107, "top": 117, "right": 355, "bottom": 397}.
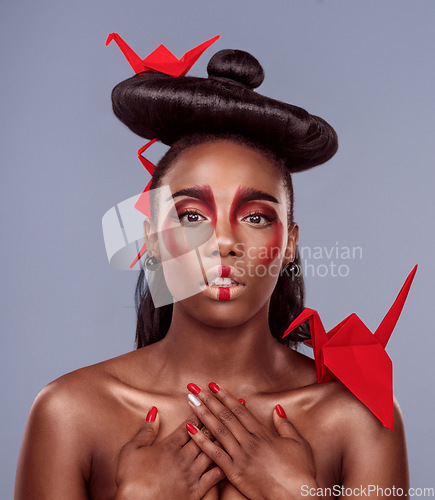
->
{"left": 238, "top": 398, "right": 246, "bottom": 406}
{"left": 186, "top": 423, "right": 198, "bottom": 435}
{"left": 187, "top": 383, "right": 201, "bottom": 395}
{"left": 209, "top": 382, "right": 220, "bottom": 393}
{"left": 275, "top": 404, "right": 287, "bottom": 419}
{"left": 146, "top": 406, "right": 157, "bottom": 422}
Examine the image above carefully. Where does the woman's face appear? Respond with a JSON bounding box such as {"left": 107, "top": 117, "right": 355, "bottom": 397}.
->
{"left": 145, "top": 140, "right": 299, "bottom": 328}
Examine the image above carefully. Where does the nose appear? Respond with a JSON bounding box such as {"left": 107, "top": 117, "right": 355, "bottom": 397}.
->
{"left": 210, "top": 217, "right": 241, "bottom": 258}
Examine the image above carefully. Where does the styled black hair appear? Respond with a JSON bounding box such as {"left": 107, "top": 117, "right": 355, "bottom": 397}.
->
{"left": 112, "top": 48, "right": 338, "bottom": 172}
{"left": 111, "top": 47, "right": 338, "bottom": 348}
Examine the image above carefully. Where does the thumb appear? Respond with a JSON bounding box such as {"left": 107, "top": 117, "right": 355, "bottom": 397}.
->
{"left": 272, "top": 404, "right": 300, "bottom": 440}
{"left": 132, "top": 406, "right": 160, "bottom": 447}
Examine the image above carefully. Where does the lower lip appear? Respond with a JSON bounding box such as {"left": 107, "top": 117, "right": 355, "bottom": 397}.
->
{"left": 200, "top": 283, "right": 245, "bottom": 301}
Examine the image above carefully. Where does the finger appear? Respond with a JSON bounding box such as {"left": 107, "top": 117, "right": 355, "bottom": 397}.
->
{"left": 132, "top": 406, "right": 160, "bottom": 448}
{"left": 187, "top": 391, "right": 242, "bottom": 455}
{"left": 162, "top": 413, "right": 201, "bottom": 449}
{"left": 192, "top": 382, "right": 263, "bottom": 435}
{"left": 186, "top": 423, "right": 233, "bottom": 472}
{"left": 188, "top": 383, "right": 252, "bottom": 442}
{"left": 191, "top": 446, "right": 215, "bottom": 476}
{"left": 272, "top": 404, "right": 301, "bottom": 440}
{"left": 181, "top": 425, "right": 215, "bottom": 461}
{"left": 191, "top": 426, "right": 223, "bottom": 473}
{"left": 197, "top": 467, "right": 226, "bottom": 498}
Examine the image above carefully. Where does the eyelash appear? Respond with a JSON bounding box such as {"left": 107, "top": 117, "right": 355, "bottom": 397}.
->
{"left": 242, "top": 210, "right": 276, "bottom": 227}
{"left": 175, "top": 209, "right": 276, "bottom": 227}
{"left": 176, "top": 209, "right": 207, "bottom": 225}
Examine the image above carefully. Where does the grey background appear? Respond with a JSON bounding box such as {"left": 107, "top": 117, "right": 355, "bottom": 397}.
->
{"left": 1, "top": 0, "right": 434, "bottom": 496}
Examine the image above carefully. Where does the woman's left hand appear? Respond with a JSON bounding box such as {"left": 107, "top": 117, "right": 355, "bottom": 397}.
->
{"left": 185, "top": 382, "right": 319, "bottom": 500}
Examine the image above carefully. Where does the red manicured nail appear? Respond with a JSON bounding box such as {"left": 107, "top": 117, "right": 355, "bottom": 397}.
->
{"left": 186, "top": 423, "right": 198, "bottom": 435}
{"left": 146, "top": 406, "right": 157, "bottom": 422}
{"left": 187, "top": 383, "right": 201, "bottom": 395}
{"left": 209, "top": 382, "right": 220, "bottom": 393}
{"left": 238, "top": 398, "right": 246, "bottom": 406}
{"left": 275, "top": 404, "right": 287, "bottom": 419}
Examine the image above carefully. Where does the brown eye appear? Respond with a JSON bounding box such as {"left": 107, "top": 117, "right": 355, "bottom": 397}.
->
{"left": 178, "top": 210, "right": 207, "bottom": 225}
{"left": 248, "top": 214, "right": 262, "bottom": 224}
{"left": 242, "top": 212, "right": 275, "bottom": 226}
{"left": 186, "top": 214, "right": 200, "bottom": 222}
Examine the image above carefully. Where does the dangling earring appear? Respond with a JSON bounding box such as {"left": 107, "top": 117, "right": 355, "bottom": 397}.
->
{"left": 145, "top": 255, "right": 160, "bottom": 271}
{"left": 282, "top": 261, "right": 298, "bottom": 276}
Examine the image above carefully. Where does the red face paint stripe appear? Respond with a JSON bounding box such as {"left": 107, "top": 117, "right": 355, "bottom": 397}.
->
{"left": 220, "top": 266, "right": 231, "bottom": 277}
{"left": 218, "top": 287, "right": 230, "bottom": 300}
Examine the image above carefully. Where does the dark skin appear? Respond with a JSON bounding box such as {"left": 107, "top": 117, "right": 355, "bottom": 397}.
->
{"left": 15, "top": 141, "right": 409, "bottom": 499}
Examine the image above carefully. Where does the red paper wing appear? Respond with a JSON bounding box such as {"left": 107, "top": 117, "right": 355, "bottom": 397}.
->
{"left": 176, "top": 35, "right": 220, "bottom": 76}
{"left": 323, "top": 312, "right": 395, "bottom": 430}
{"left": 323, "top": 342, "right": 393, "bottom": 429}
{"left": 375, "top": 264, "right": 418, "bottom": 348}
{"left": 325, "top": 314, "right": 355, "bottom": 340}
{"left": 144, "top": 35, "right": 221, "bottom": 77}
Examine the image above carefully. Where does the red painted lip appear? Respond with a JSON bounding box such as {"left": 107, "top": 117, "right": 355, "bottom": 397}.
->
{"left": 220, "top": 265, "right": 231, "bottom": 278}
{"left": 203, "top": 265, "right": 245, "bottom": 286}
{"left": 201, "top": 283, "right": 246, "bottom": 301}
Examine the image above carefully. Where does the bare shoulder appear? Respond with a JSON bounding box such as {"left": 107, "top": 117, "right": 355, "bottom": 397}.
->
{"left": 15, "top": 353, "right": 134, "bottom": 499}
{"left": 31, "top": 349, "right": 148, "bottom": 421}
{"left": 16, "top": 350, "right": 152, "bottom": 492}
{"left": 301, "top": 376, "right": 405, "bottom": 438}
{"left": 282, "top": 349, "right": 406, "bottom": 440}
{"left": 295, "top": 377, "right": 408, "bottom": 485}
{"left": 26, "top": 357, "right": 120, "bottom": 449}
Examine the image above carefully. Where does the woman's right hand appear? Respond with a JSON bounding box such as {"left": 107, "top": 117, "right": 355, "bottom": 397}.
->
{"left": 114, "top": 406, "right": 225, "bottom": 500}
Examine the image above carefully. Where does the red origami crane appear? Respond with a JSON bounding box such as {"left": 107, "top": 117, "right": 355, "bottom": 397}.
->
{"left": 283, "top": 265, "right": 418, "bottom": 430}
{"left": 106, "top": 33, "right": 220, "bottom": 268}
{"left": 106, "top": 32, "right": 220, "bottom": 76}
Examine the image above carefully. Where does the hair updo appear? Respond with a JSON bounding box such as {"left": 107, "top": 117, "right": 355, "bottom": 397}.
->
{"left": 111, "top": 47, "right": 338, "bottom": 172}
{"left": 207, "top": 49, "right": 264, "bottom": 89}
{"left": 111, "top": 46, "right": 338, "bottom": 348}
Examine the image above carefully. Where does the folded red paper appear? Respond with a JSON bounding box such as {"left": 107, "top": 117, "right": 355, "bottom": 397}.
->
{"left": 283, "top": 265, "right": 418, "bottom": 430}
{"left": 106, "top": 33, "right": 220, "bottom": 76}
{"left": 106, "top": 33, "right": 220, "bottom": 268}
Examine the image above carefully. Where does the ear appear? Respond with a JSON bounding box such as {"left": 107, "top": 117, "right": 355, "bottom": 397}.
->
{"left": 282, "top": 221, "right": 299, "bottom": 268}
{"left": 143, "top": 218, "right": 161, "bottom": 261}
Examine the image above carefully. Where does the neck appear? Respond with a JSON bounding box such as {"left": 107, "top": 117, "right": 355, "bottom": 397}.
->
{"left": 151, "top": 301, "right": 290, "bottom": 396}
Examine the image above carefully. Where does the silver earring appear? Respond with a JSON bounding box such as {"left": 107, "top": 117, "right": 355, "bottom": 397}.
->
{"left": 145, "top": 255, "right": 160, "bottom": 271}
{"left": 282, "top": 261, "right": 297, "bottom": 276}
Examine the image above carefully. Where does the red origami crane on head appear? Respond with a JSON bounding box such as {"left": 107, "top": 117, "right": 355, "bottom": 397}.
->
{"left": 283, "top": 265, "right": 417, "bottom": 430}
{"left": 106, "top": 33, "right": 220, "bottom": 268}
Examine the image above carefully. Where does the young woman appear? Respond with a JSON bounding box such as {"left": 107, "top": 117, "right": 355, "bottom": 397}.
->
{"left": 15, "top": 35, "right": 410, "bottom": 499}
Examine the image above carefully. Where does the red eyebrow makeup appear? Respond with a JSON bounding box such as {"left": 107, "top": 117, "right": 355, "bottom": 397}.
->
{"left": 169, "top": 185, "right": 216, "bottom": 205}
{"left": 229, "top": 186, "right": 279, "bottom": 227}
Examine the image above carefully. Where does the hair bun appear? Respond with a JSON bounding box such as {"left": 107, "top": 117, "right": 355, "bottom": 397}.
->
{"left": 207, "top": 49, "right": 264, "bottom": 90}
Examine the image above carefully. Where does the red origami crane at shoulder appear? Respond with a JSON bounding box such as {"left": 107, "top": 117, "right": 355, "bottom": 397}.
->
{"left": 283, "top": 265, "right": 418, "bottom": 430}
